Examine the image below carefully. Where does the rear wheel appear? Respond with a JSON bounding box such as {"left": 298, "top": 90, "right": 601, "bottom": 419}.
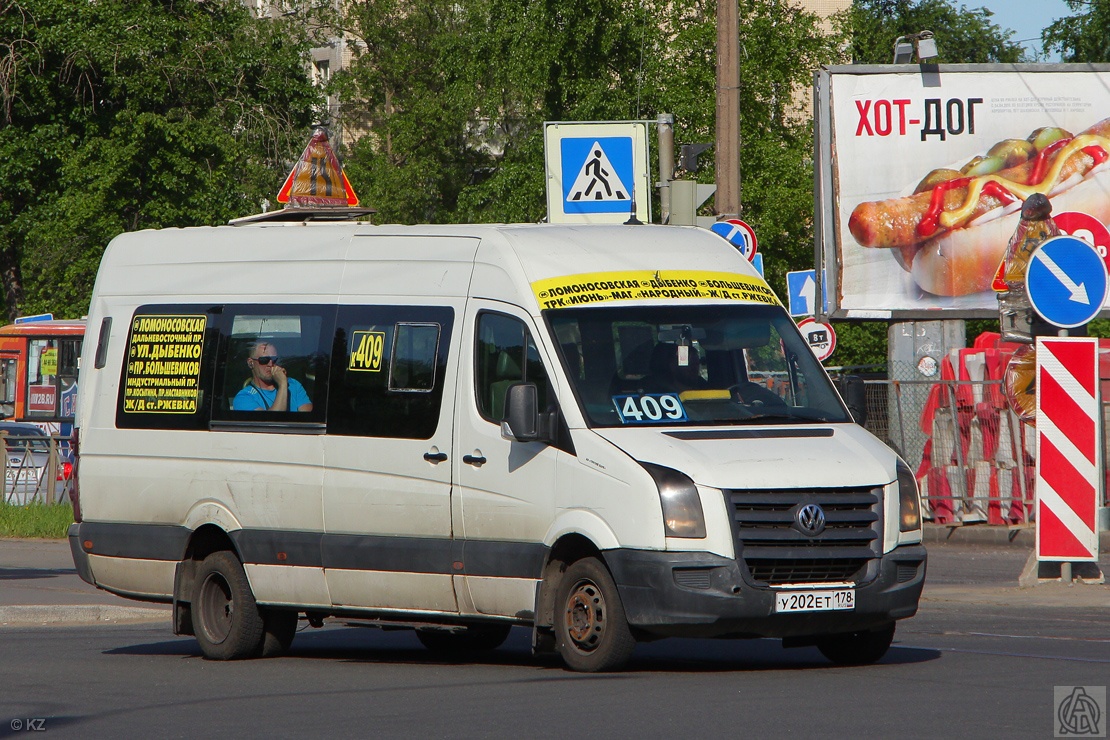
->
{"left": 416, "top": 623, "right": 512, "bottom": 653}
{"left": 816, "top": 623, "right": 896, "bottom": 666}
{"left": 191, "top": 551, "right": 265, "bottom": 660}
{"left": 554, "top": 557, "right": 636, "bottom": 672}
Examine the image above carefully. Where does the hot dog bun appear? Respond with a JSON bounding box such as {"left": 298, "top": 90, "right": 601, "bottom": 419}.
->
{"left": 910, "top": 166, "right": 1110, "bottom": 296}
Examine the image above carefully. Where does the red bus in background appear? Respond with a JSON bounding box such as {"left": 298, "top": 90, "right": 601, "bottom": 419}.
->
{"left": 0, "top": 318, "right": 85, "bottom": 437}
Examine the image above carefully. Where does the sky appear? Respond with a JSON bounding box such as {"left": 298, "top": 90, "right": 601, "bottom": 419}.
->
{"left": 973, "top": 0, "right": 1075, "bottom": 61}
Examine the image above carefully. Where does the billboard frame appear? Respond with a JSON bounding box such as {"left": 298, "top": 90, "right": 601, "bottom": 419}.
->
{"left": 814, "top": 63, "right": 1110, "bottom": 321}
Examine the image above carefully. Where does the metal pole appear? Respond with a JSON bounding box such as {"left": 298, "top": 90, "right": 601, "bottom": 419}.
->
{"left": 46, "top": 436, "right": 58, "bottom": 504}
{"left": 657, "top": 113, "right": 674, "bottom": 225}
{"left": 715, "top": 0, "right": 741, "bottom": 218}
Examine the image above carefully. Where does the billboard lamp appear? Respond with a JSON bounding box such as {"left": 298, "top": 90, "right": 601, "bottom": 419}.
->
{"left": 892, "top": 31, "right": 938, "bottom": 64}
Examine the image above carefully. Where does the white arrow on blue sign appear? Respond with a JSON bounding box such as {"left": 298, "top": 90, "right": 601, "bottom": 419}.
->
{"left": 786, "top": 269, "right": 828, "bottom": 317}
{"left": 709, "top": 218, "right": 757, "bottom": 260}
{"left": 1025, "top": 235, "right": 1109, "bottom": 329}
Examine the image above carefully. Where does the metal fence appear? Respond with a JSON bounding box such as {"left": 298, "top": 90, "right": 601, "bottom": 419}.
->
{"left": 2, "top": 434, "right": 74, "bottom": 506}
{"left": 852, "top": 375, "right": 1110, "bottom": 526}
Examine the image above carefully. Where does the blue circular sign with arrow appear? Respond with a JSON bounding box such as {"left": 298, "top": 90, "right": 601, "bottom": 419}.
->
{"left": 710, "top": 218, "right": 757, "bottom": 260}
{"left": 1025, "top": 235, "right": 1109, "bottom": 329}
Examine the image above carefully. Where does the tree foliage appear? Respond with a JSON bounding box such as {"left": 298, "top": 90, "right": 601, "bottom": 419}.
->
{"left": 837, "top": 0, "right": 1030, "bottom": 64}
{"left": 331, "top": 0, "right": 842, "bottom": 296}
{"left": 0, "top": 0, "right": 321, "bottom": 319}
{"left": 1044, "top": 0, "right": 1110, "bottom": 63}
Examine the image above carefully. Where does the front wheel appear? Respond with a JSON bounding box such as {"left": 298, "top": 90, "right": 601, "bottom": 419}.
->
{"left": 555, "top": 557, "right": 636, "bottom": 672}
{"left": 261, "top": 609, "right": 299, "bottom": 657}
{"left": 191, "top": 551, "right": 265, "bottom": 660}
{"left": 816, "top": 623, "right": 896, "bottom": 666}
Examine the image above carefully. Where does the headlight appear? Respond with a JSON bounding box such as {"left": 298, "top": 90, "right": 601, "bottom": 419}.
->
{"left": 896, "top": 459, "right": 921, "bottom": 532}
{"left": 641, "top": 462, "right": 706, "bottom": 538}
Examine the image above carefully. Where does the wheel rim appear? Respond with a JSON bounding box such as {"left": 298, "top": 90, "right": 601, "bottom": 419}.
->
{"left": 198, "top": 571, "right": 234, "bottom": 645}
{"left": 563, "top": 578, "right": 606, "bottom": 653}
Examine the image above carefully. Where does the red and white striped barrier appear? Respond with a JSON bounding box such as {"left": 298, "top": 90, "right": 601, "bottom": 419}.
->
{"left": 1036, "top": 337, "right": 1101, "bottom": 561}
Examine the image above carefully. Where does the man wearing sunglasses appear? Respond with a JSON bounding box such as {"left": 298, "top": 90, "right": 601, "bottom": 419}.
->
{"left": 233, "top": 341, "right": 313, "bottom": 412}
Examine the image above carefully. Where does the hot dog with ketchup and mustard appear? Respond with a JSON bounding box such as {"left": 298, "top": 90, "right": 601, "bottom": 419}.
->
{"left": 848, "top": 117, "right": 1110, "bottom": 296}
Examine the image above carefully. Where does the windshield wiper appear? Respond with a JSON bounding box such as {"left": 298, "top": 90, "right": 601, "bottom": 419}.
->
{"left": 737, "top": 407, "right": 838, "bottom": 423}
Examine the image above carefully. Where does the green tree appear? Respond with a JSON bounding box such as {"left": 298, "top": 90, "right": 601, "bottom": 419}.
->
{"left": 838, "top": 0, "right": 1030, "bottom": 64}
{"left": 332, "top": 0, "right": 842, "bottom": 292}
{"left": 1044, "top": 0, "right": 1110, "bottom": 62}
{"left": 0, "top": 0, "right": 322, "bottom": 319}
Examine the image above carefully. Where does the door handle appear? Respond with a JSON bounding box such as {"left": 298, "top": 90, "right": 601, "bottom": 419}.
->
{"left": 462, "top": 454, "right": 487, "bottom": 467}
{"left": 423, "top": 451, "right": 448, "bottom": 463}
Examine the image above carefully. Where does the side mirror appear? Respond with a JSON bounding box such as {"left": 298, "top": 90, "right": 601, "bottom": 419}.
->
{"left": 837, "top": 375, "right": 868, "bottom": 426}
{"left": 501, "top": 383, "right": 552, "bottom": 443}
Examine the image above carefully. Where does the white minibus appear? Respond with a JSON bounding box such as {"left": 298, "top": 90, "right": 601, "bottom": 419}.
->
{"left": 69, "top": 220, "right": 924, "bottom": 671}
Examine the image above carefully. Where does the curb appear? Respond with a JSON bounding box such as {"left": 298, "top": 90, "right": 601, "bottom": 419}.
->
{"left": 0, "top": 605, "right": 169, "bottom": 627}
{"left": 924, "top": 523, "right": 1110, "bottom": 550}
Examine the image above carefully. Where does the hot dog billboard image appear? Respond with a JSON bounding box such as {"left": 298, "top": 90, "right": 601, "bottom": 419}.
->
{"left": 819, "top": 66, "right": 1110, "bottom": 315}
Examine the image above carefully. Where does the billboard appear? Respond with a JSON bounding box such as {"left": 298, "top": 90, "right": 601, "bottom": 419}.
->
{"left": 815, "top": 64, "right": 1110, "bottom": 319}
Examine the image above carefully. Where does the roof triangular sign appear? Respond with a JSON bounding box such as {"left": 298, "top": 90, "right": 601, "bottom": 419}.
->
{"left": 277, "top": 127, "right": 359, "bottom": 207}
{"left": 566, "top": 142, "right": 629, "bottom": 202}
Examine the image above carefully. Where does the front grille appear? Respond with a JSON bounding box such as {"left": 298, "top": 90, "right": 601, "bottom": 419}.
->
{"left": 729, "top": 486, "right": 882, "bottom": 585}
{"left": 746, "top": 558, "right": 868, "bottom": 585}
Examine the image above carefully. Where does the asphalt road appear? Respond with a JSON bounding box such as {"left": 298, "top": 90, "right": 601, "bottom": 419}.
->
{"left": 1, "top": 537, "right": 1108, "bottom": 739}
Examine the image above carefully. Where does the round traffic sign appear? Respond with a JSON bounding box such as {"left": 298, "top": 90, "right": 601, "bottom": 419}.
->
{"left": 1054, "top": 211, "right": 1110, "bottom": 275}
{"left": 797, "top": 317, "right": 836, "bottom": 362}
{"left": 710, "top": 218, "right": 758, "bottom": 261}
{"left": 1003, "top": 344, "right": 1036, "bottom": 424}
{"left": 1025, "top": 235, "right": 1109, "bottom": 329}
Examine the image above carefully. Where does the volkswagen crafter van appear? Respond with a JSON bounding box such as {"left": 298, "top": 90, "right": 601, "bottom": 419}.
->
{"left": 69, "top": 221, "right": 925, "bottom": 672}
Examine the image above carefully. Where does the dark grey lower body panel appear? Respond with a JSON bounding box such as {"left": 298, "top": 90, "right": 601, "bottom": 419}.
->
{"left": 605, "top": 544, "right": 927, "bottom": 639}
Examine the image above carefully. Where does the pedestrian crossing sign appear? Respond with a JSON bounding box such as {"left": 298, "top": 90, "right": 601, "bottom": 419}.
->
{"left": 545, "top": 121, "right": 650, "bottom": 224}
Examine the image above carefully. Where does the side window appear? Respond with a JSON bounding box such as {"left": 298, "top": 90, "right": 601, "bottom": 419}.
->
{"left": 215, "top": 307, "right": 332, "bottom": 423}
{"left": 0, "top": 357, "right": 16, "bottom": 417}
{"left": 327, "top": 306, "right": 453, "bottom": 439}
{"left": 25, "top": 338, "right": 57, "bottom": 418}
{"left": 116, "top": 306, "right": 218, "bottom": 430}
{"left": 475, "top": 312, "right": 549, "bottom": 423}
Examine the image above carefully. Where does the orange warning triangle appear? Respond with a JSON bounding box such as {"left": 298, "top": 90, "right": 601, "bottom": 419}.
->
{"left": 276, "top": 127, "right": 359, "bottom": 207}
{"left": 991, "top": 258, "right": 1007, "bottom": 292}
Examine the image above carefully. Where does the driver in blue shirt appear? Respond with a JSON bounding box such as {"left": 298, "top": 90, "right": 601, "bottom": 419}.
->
{"left": 233, "top": 341, "right": 313, "bottom": 412}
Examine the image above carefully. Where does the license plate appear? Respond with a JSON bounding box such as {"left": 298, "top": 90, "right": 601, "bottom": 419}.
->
{"left": 774, "top": 589, "right": 854, "bottom": 613}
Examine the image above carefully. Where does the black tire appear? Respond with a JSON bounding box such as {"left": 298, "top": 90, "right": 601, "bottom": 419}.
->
{"left": 191, "top": 551, "right": 265, "bottom": 660}
{"left": 816, "top": 623, "right": 896, "bottom": 666}
{"left": 416, "top": 623, "right": 512, "bottom": 653}
{"left": 261, "top": 609, "right": 299, "bottom": 657}
{"left": 554, "top": 557, "right": 636, "bottom": 672}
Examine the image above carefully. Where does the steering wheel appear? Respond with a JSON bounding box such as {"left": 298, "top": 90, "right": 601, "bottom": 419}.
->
{"left": 729, "top": 381, "right": 787, "bottom": 408}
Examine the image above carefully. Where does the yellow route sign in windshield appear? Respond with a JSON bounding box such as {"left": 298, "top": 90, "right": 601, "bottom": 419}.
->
{"left": 532, "top": 270, "right": 780, "bottom": 310}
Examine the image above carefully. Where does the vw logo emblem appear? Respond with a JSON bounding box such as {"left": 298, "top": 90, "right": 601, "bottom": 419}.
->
{"left": 795, "top": 503, "right": 826, "bottom": 536}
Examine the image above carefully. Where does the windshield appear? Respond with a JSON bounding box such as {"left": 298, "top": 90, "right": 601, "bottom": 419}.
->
{"left": 546, "top": 304, "right": 851, "bottom": 427}
{"left": 1, "top": 430, "right": 50, "bottom": 454}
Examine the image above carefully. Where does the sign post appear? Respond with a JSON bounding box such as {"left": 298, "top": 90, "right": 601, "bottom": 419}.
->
{"left": 1019, "top": 235, "right": 1107, "bottom": 585}
{"left": 1025, "top": 236, "right": 1108, "bottom": 329}
{"left": 544, "top": 121, "right": 651, "bottom": 225}
{"left": 1025, "top": 337, "right": 1104, "bottom": 584}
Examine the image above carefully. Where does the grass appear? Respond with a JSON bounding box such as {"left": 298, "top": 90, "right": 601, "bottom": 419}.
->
{"left": 0, "top": 501, "right": 74, "bottom": 539}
